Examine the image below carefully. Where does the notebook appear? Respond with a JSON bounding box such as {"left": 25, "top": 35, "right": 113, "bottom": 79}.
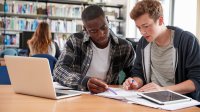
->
{"left": 4, "top": 56, "right": 82, "bottom": 99}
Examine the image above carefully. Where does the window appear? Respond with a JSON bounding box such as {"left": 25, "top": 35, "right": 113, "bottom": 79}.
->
{"left": 125, "top": 0, "right": 172, "bottom": 40}
{"left": 173, "top": 0, "right": 197, "bottom": 35}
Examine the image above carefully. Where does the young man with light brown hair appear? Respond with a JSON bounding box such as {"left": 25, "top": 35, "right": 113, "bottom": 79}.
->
{"left": 123, "top": 0, "right": 200, "bottom": 101}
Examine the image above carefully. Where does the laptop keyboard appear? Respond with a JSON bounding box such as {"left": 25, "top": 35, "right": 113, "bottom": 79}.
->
{"left": 56, "top": 92, "right": 68, "bottom": 96}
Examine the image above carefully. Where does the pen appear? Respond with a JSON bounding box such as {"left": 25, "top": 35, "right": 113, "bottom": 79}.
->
{"left": 107, "top": 88, "right": 118, "bottom": 95}
{"left": 131, "top": 79, "right": 138, "bottom": 88}
{"left": 132, "top": 79, "right": 135, "bottom": 83}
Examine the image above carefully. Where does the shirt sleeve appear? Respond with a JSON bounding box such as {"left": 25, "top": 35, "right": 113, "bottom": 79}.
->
{"left": 53, "top": 35, "right": 90, "bottom": 91}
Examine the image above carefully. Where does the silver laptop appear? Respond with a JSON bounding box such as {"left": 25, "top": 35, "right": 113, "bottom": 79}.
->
{"left": 4, "top": 56, "right": 81, "bottom": 99}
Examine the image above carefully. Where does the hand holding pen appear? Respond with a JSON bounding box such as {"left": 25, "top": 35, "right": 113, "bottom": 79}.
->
{"left": 123, "top": 77, "right": 142, "bottom": 90}
{"left": 87, "top": 77, "right": 108, "bottom": 94}
{"left": 87, "top": 77, "right": 118, "bottom": 95}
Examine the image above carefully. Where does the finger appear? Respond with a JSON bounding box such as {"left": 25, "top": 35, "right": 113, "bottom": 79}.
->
{"left": 88, "top": 82, "right": 104, "bottom": 93}
{"left": 139, "top": 83, "right": 163, "bottom": 92}
{"left": 88, "top": 82, "right": 98, "bottom": 89}
{"left": 87, "top": 81, "right": 98, "bottom": 92}
{"left": 123, "top": 82, "right": 129, "bottom": 90}
{"left": 140, "top": 83, "right": 153, "bottom": 89}
{"left": 138, "top": 84, "right": 152, "bottom": 91}
{"left": 123, "top": 80, "right": 130, "bottom": 90}
{"left": 90, "top": 78, "right": 108, "bottom": 89}
{"left": 138, "top": 84, "right": 157, "bottom": 92}
{"left": 127, "top": 78, "right": 138, "bottom": 90}
{"left": 130, "top": 83, "right": 138, "bottom": 90}
{"left": 129, "top": 80, "right": 139, "bottom": 89}
{"left": 90, "top": 88, "right": 100, "bottom": 94}
{"left": 138, "top": 87, "right": 154, "bottom": 92}
{"left": 123, "top": 78, "right": 134, "bottom": 90}
{"left": 138, "top": 88, "right": 157, "bottom": 92}
{"left": 90, "top": 86, "right": 107, "bottom": 94}
{"left": 88, "top": 78, "right": 108, "bottom": 92}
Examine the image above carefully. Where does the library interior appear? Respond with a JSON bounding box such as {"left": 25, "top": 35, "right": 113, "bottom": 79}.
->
{"left": 0, "top": 0, "right": 200, "bottom": 112}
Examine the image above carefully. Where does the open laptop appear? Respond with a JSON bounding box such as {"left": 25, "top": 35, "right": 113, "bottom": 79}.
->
{"left": 4, "top": 56, "right": 82, "bottom": 99}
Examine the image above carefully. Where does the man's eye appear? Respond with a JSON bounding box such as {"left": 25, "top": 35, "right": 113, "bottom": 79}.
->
{"left": 88, "top": 30, "right": 96, "bottom": 33}
{"left": 102, "top": 27, "right": 106, "bottom": 30}
{"left": 101, "top": 25, "right": 107, "bottom": 30}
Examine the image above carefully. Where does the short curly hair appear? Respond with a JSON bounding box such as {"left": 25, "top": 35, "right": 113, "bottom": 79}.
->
{"left": 130, "top": 0, "right": 163, "bottom": 22}
{"left": 81, "top": 5, "right": 105, "bottom": 22}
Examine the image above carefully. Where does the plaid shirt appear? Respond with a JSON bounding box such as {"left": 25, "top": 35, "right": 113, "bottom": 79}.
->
{"left": 53, "top": 30, "right": 135, "bottom": 91}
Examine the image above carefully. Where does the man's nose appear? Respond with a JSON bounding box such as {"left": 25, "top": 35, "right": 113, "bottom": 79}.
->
{"left": 99, "top": 30, "right": 105, "bottom": 37}
{"left": 140, "top": 29, "right": 147, "bottom": 36}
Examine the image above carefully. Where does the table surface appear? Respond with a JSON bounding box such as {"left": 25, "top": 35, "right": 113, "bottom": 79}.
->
{"left": 0, "top": 85, "right": 200, "bottom": 112}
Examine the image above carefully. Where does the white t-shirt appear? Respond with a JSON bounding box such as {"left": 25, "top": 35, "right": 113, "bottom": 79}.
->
{"left": 86, "top": 41, "right": 111, "bottom": 81}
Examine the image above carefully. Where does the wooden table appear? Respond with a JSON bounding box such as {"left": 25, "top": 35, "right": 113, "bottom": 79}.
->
{"left": 0, "top": 85, "right": 199, "bottom": 112}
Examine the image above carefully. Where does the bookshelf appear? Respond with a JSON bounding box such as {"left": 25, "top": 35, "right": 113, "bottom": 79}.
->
{"left": 0, "top": 0, "right": 125, "bottom": 50}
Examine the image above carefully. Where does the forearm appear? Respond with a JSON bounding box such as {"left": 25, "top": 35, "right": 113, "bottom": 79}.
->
{"left": 53, "top": 65, "right": 80, "bottom": 88}
{"left": 164, "top": 80, "right": 196, "bottom": 94}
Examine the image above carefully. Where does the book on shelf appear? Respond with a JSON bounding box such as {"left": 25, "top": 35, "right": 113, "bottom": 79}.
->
{"left": 0, "top": 17, "right": 83, "bottom": 34}
{"left": 3, "top": 1, "right": 83, "bottom": 18}
{"left": 1, "top": 0, "right": 124, "bottom": 49}
{"left": 1, "top": 33, "right": 20, "bottom": 48}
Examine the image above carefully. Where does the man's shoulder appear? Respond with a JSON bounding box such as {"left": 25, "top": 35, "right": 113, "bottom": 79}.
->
{"left": 72, "top": 32, "right": 85, "bottom": 39}
{"left": 117, "top": 37, "right": 131, "bottom": 45}
{"left": 173, "top": 28, "right": 197, "bottom": 45}
{"left": 68, "top": 32, "right": 86, "bottom": 44}
{"left": 167, "top": 26, "right": 196, "bottom": 40}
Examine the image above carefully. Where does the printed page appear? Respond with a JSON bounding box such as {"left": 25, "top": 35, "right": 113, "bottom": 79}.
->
{"left": 96, "top": 87, "right": 139, "bottom": 101}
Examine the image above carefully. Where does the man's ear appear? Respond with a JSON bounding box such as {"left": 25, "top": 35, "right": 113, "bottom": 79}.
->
{"left": 158, "top": 16, "right": 164, "bottom": 25}
{"left": 83, "top": 26, "right": 89, "bottom": 34}
{"left": 83, "top": 26, "right": 86, "bottom": 31}
{"left": 106, "top": 16, "right": 109, "bottom": 24}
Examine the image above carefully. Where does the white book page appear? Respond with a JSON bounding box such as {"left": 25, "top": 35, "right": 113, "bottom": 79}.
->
{"left": 96, "top": 87, "right": 139, "bottom": 100}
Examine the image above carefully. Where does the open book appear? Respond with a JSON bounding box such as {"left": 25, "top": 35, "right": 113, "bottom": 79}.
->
{"left": 96, "top": 87, "right": 200, "bottom": 110}
{"left": 96, "top": 87, "right": 139, "bottom": 101}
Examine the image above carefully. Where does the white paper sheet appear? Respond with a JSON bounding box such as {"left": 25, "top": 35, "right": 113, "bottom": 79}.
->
{"left": 96, "top": 87, "right": 200, "bottom": 110}
{"left": 96, "top": 87, "right": 139, "bottom": 100}
{"left": 53, "top": 82, "right": 73, "bottom": 90}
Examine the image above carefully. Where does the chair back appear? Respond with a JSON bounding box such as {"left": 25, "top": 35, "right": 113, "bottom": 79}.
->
{"left": 0, "top": 66, "right": 11, "bottom": 85}
{"left": 31, "top": 54, "right": 57, "bottom": 74}
{"left": 0, "top": 49, "right": 18, "bottom": 58}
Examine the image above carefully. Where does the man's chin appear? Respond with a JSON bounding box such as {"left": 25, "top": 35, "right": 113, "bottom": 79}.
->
{"left": 146, "top": 39, "right": 153, "bottom": 43}
{"left": 145, "top": 37, "right": 154, "bottom": 43}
